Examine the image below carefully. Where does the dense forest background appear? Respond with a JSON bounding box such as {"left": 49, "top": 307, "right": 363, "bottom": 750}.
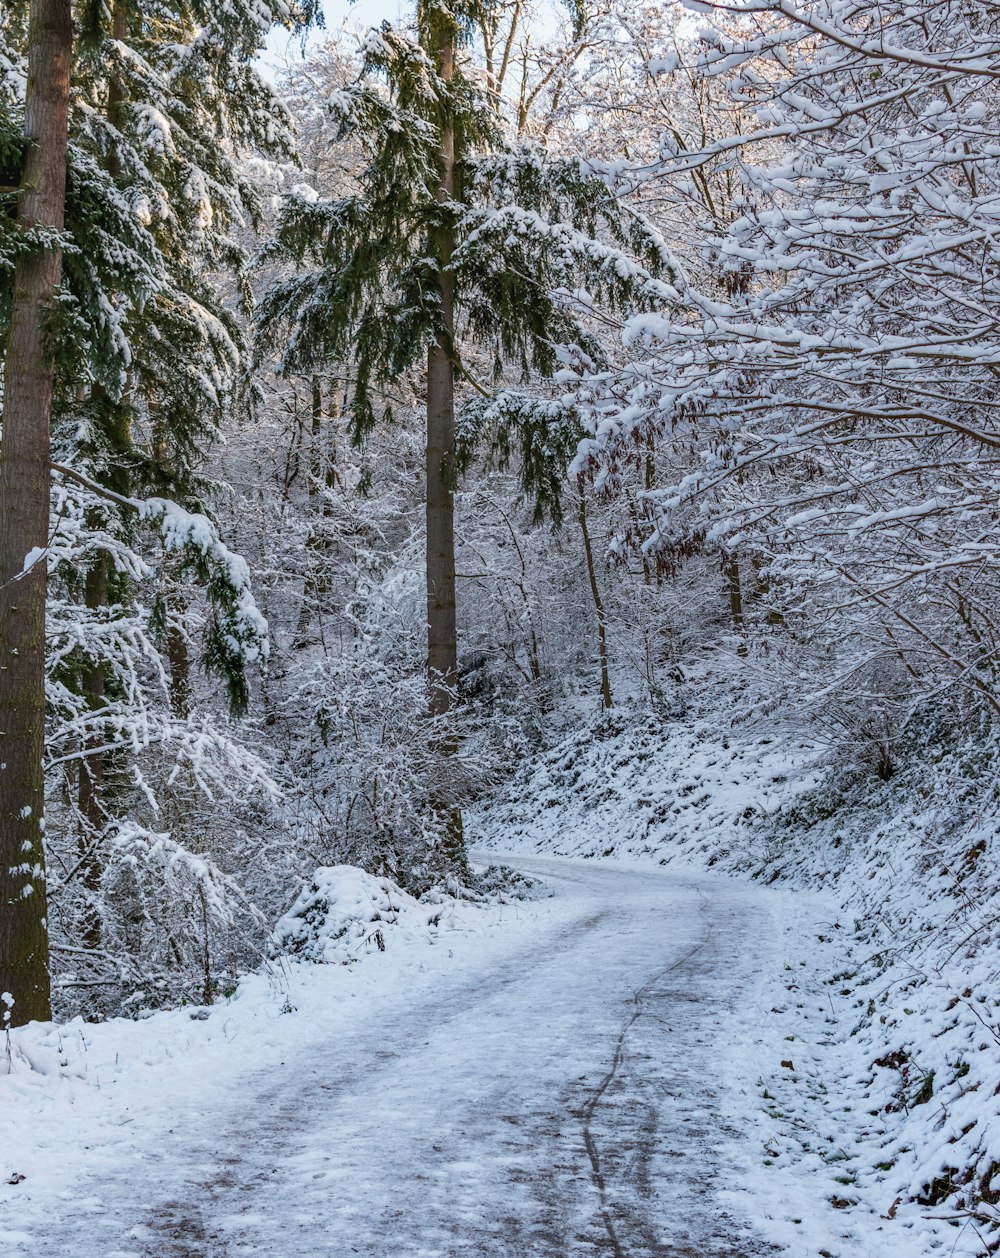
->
{"left": 0, "top": 0, "right": 996, "bottom": 1076}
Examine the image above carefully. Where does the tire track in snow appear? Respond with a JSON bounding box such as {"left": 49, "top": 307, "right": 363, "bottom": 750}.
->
{"left": 579, "top": 938, "right": 707, "bottom": 1258}
{"left": 141, "top": 901, "right": 617, "bottom": 1257}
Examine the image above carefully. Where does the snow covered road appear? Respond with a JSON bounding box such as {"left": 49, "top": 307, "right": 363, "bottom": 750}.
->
{"left": 5, "top": 857, "right": 793, "bottom": 1257}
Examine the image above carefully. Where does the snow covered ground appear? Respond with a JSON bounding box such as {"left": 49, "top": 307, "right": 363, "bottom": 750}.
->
{"left": 473, "top": 707, "right": 1000, "bottom": 1257}
{"left": 0, "top": 854, "right": 861, "bottom": 1257}
{"left": 3, "top": 849, "right": 992, "bottom": 1255}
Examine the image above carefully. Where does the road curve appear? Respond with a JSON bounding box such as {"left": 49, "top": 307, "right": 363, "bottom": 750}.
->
{"left": 33, "top": 856, "right": 786, "bottom": 1258}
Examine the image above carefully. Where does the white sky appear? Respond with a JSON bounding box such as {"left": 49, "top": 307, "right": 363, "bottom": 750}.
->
{"left": 262, "top": 0, "right": 407, "bottom": 77}
{"left": 263, "top": 0, "right": 561, "bottom": 80}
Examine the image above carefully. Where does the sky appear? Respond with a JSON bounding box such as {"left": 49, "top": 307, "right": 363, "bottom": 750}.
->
{"left": 262, "top": 0, "right": 406, "bottom": 76}
{"left": 262, "top": 0, "right": 562, "bottom": 79}
{"left": 323, "top": 0, "right": 405, "bottom": 19}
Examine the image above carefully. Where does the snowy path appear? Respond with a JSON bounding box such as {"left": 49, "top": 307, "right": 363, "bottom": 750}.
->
{"left": 6, "top": 857, "right": 790, "bottom": 1257}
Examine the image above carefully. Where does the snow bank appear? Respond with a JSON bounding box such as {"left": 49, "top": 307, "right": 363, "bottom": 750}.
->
{"left": 270, "top": 863, "right": 551, "bottom": 967}
{"left": 763, "top": 759, "right": 1000, "bottom": 1251}
{"left": 271, "top": 865, "right": 452, "bottom": 964}
{"left": 470, "top": 707, "right": 819, "bottom": 869}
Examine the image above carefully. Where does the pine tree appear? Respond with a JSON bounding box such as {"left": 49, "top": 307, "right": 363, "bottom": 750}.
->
{"left": 258, "top": 0, "right": 674, "bottom": 874}
{"left": 0, "top": 0, "right": 318, "bottom": 1018}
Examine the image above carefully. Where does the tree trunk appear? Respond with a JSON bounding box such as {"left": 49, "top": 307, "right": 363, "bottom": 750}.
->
{"left": 152, "top": 393, "right": 193, "bottom": 715}
{"left": 75, "top": 0, "right": 134, "bottom": 935}
{"left": 296, "top": 375, "right": 336, "bottom": 644}
{"left": 752, "top": 553, "right": 785, "bottom": 627}
{"left": 726, "top": 552, "right": 748, "bottom": 656}
{"left": 578, "top": 487, "right": 613, "bottom": 710}
{"left": 491, "top": 496, "right": 546, "bottom": 704}
{"left": 0, "top": 0, "right": 73, "bottom": 1027}
{"left": 107, "top": 0, "right": 127, "bottom": 162}
{"left": 77, "top": 555, "right": 108, "bottom": 948}
{"left": 156, "top": 498, "right": 192, "bottom": 719}
{"left": 166, "top": 597, "right": 192, "bottom": 718}
{"left": 426, "top": 353, "right": 458, "bottom": 713}
{"left": 424, "top": 2, "right": 465, "bottom": 872}
{"left": 426, "top": 22, "right": 458, "bottom": 720}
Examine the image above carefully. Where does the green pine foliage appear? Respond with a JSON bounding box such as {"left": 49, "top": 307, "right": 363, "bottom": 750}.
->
{"left": 257, "top": 6, "right": 676, "bottom": 519}
{"left": 3, "top": 0, "right": 322, "bottom": 496}
{"left": 2, "top": 0, "right": 319, "bottom": 711}
{"left": 66, "top": 0, "right": 320, "bottom": 497}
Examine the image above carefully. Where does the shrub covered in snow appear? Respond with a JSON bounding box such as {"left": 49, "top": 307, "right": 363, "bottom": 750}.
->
{"left": 470, "top": 863, "right": 552, "bottom": 903}
{"left": 271, "top": 866, "right": 452, "bottom": 965}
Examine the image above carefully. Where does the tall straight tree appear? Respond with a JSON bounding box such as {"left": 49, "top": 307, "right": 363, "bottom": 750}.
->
{"left": 0, "top": 0, "right": 316, "bottom": 1012}
{"left": 259, "top": 0, "right": 673, "bottom": 874}
{"left": 0, "top": 0, "right": 73, "bottom": 1027}
{"left": 425, "top": 1, "right": 460, "bottom": 727}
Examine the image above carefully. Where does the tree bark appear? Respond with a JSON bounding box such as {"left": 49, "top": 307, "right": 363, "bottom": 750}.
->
{"left": 423, "top": 2, "right": 465, "bottom": 871}
{"left": 727, "top": 552, "right": 748, "bottom": 657}
{"left": 0, "top": 0, "right": 73, "bottom": 1027}
{"left": 164, "top": 595, "right": 192, "bottom": 718}
{"left": 296, "top": 375, "right": 336, "bottom": 644}
{"left": 153, "top": 422, "right": 193, "bottom": 718}
{"left": 578, "top": 487, "right": 613, "bottom": 710}
{"left": 426, "top": 13, "right": 458, "bottom": 720}
{"left": 107, "top": 0, "right": 127, "bottom": 160}
{"left": 77, "top": 556, "right": 108, "bottom": 948}
{"left": 752, "top": 553, "right": 785, "bottom": 627}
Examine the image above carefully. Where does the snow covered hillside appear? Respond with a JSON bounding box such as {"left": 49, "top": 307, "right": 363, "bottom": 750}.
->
{"left": 473, "top": 704, "right": 1000, "bottom": 1255}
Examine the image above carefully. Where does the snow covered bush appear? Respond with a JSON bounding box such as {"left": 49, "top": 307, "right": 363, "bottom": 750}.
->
{"left": 264, "top": 571, "right": 486, "bottom": 891}
{"left": 37, "top": 474, "right": 282, "bottom": 1017}
{"left": 271, "top": 865, "right": 452, "bottom": 964}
